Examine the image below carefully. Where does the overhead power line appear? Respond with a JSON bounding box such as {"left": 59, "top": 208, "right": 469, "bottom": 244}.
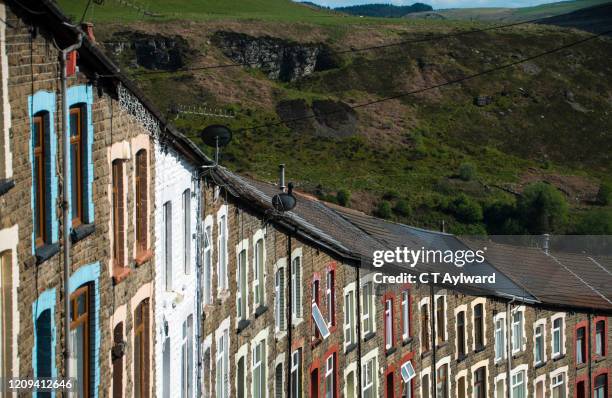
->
{"left": 119, "top": 15, "right": 573, "bottom": 77}
{"left": 235, "top": 29, "right": 611, "bottom": 133}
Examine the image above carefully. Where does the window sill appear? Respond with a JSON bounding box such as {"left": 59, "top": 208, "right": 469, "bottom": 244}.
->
{"left": 36, "top": 242, "right": 60, "bottom": 264}
{"left": 71, "top": 223, "right": 95, "bottom": 243}
{"left": 575, "top": 362, "right": 587, "bottom": 370}
{"left": 594, "top": 355, "right": 606, "bottom": 363}
{"left": 255, "top": 305, "right": 268, "bottom": 318}
{"left": 236, "top": 319, "right": 251, "bottom": 333}
{"left": 363, "top": 331, "right": 376, "bottom": 342}
{"left": 0, "top": 178, "right": 14, "bottom": 196}
{"left": 311, "top": 336, "right": 322, "bottom": 348}
{"left": 552, "top": 354, "right": 565, "bottom": 362}
{"left": 385, "top": 347, "right": 397, "bottom": 357}
{"left": 345, "top": 342, "right": 357, "bottom": 354}
{"left": 436, "top": 342, "right": 448, "bottom": 350}
{"left": 474, "top": 345, "right": 485, "bottom": 353}
{"left": 421, "top": 350, "right": 432, "bottom": 359}
{"left": 112, "top": 266, "right": 132, "bottom": 284}
{"left": 402, "top": 337, "right": 413, "bottom": 346}
{"left": 456, "top": 353, "right": 467, "bottom": 363}
{"left": 534, "top": 361, "right": 546, "bottom": 369}
{"left": 134, "top": 249, "right": 153, "bottom": 266}
{"left": 512, "top": 351, "right": 524, "bottom": 360}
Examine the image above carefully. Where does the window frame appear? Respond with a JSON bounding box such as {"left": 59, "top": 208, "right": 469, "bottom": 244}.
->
{"left": 33, "top": 113, "right": 48, "bottom": 247}
{"left": 69, "top": 106, "right": 85, "bottom": 227}
{"left": 551, "top": 313, "right": 565, "bottom": 358}
{"left": 217, "top": 205, "right": 229, "bottom": 294}
{"left": 70, "top": 285, "right": 91, "bottom": 398}
{"left": 133, "top": 299, "right": 150, "bottom": 398}
{"left": 384, "top": 296, "right": 394, "bottom": 351}
{"left": 494, "top": 313, "right": 506, "bottom": 362}
{"left": 134, "top": 149, "right": 148, "bottom": 257}
{"left": 291, "top": 248, "right": 303, "bottom": 324}
{"left": 593, "top": 317, "right": 607, "bottom": 358}
{"left": 182, "top": 189, "right": 191, "bottom": 275}
{"left": 326, "top": 268, "right": 335, "bottom": 328}
{"left": 401, "top": 290, "right": 411, "bottom": 341}
{"left": 253, "top": 232, "right": 266, "bottom": 309}
{"left": 112, "top": 159, "right": 127, "bottom": 271}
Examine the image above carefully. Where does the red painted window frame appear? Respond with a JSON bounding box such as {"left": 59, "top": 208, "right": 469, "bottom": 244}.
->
{"left": 311, "top": 273, "right": 321, "bottom": 344}
{"left": 575, "top": 374, "right": 588, "bottom": 398}
{"left": 593, "top": 316, "right": 608, "bottom": 359}
{"left": 310, "top": 358, "right": 321, "bottom": 398}
{"left": 592, "top": 368, "right": 609, "bottom": 398}
{"left": 574, "top": 320, "right": 588, "bottom": 367}
{"left": 322, "top": 346, "right": 340, "bottom": 398}
{"left": 385, "top": 364, "right": 397, "bottom": 398}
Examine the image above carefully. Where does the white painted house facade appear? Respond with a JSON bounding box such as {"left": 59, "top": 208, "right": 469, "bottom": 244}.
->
{"left": 154, "top": 143, "right": 200, "bottom": 398}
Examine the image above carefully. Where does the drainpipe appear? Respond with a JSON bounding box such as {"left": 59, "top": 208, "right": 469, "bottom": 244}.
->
{"left": 194, "top": 175, "right": 203, "bottom": 398}
{"left": 506, "top": 298, "right": 515, "bottom": 398}
{"left": 430, "top": 285, "right": 436, "bottom": 398}
{"left": 286, "top": 230, "right": 292, "bottom": 398}
{"left": 60, "top": 31, "right": 83, "bottom": 395}
{"left": 587, "top": 312, "right": 592, "bottom": 398}
{"left": 355, "top": 265, "right": 362, "bottom": 398}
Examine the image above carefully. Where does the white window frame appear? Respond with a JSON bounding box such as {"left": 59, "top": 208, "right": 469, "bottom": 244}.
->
{"left": 434, "top": 292, "right": 448, "bottom": 343}
{"left": 533, "top": 374, "right": 547, "bottom": 398}
{"left": 203, "top": 215, "right": 214, "bottom": 306}
{"left": 455, "top": 369, "right": 468, "bottom": 398}
{"left": 251, "top": 328, "right": 268, "bottom": 398}
{"left": 202, "top": 334, "right": 212, "bottom": 398}
{"left": 252, "top": 229, "right": 266, "bottom": 310}
{"left": 401, "top": 290, "right": 410, "bottom": 341}
{"left": 325, "top": 353, "right": 335, "bottom": 398}
{"left": 550, "top": 313, "right": 566, "bottom": 358}
{"left": 235, "top": 344, "right": 248, "bottom": 398}
{"left": 470, "top": 360, "right": 489, "bottom": 398}
{"left": 274, "top": 258, "right": 287, "bottom": 335}
{"left": 435, "top": 356, "right": 451, "bottom": 398}
{"left": 235, "top": 239, "right": 249, "bottom": 325}
{"left": 216, "top": 205, "right": 229, "bottom": 296}
{"left": 418, "top": 297, "right": 430, "bottom": 355}
{"left": 494, "top": 373, "right": 506, "bottom": 398}
{"left": 343, "top": 361, "right": 358, "bottom": 398}
{"left": 182, "top": 189, "right": 192, "bottom": 276}
{"left": 493, "top": 312, "right": 506, "bottom": 362}
{"left": 343, "top": 282, "right": 357, "bottom": 350}
{"left": 420, "top": 366, "right": 431, "bottom": 398}
{"left": 511, "top": 306, "right": 526, "bottom": 354}
{"left": 360, "top": 273, "right": 376, "bottom": 337}
{"left": 361, "top": 348, "right": 378, "bottom": 398}
{"left": 291, "top": 247, "right": 303, "bottom": 325}
{"left": 510, "top": 365, "right": 528, "bottom": 398}
{"left": 471, "top": 298, "right": 487, "bottom": 350}
{"left": 0, "top": 225, "right": 19, "bottom": 381}
{"left": 274, "top": 355, "right": 285, "bottom": 398}
{"left": 384, "top": 298, "right": 393, "bottom": 350}
{"left": 533, "top": 319, "right": 547, "bottom": 366}
{"left": 291, "top": 348, "right": 302, "bottom": 398}
{"left": 454, "top": 304, "right": 467, "bottom": 360}
{"left": 549, "top": 366, "right": 568, "bottom": 398}
{"left": 215, "top": 318, "right": 230, "bottom": 398}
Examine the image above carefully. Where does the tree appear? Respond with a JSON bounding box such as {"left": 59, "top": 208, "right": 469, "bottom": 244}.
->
{"left": 596, "top": 181, "right": 612, "bottom": 205}
{"left": 574, "top": 209, "right": 612, "bottom": 234}
{"left": 393, "top": 199, "right": 412, "bottom": 217}
{"left": 449, "top": 195, "right": 483, "bottom": 223}
{"left": 336, "top": 189, "right": 350, "bottom": 207}
{"left": 376, "top": 201, "right": 392, "bottom": 219}
{"left": 517, "top": 183, "right": 568, "bottom": 234}
{"left": 458, "top": 162, "right": 476, "bottom": 181}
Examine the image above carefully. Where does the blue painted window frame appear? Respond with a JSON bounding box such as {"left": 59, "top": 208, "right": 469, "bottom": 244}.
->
{"left": 66, "top": 85, "right": 94, "bottom": 226}
{"left": 28, "top": 91, "right": 58, "bottom": 254}
{"left": 32, "top": 289, "right": 57, "bottom": 398}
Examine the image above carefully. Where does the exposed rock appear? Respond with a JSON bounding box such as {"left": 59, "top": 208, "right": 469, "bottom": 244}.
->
{"left": 104, "top": 31, "right": 195, "bottom": 71}
{"left": 211, "top": 31, "right": 340, "bottom": 82}
{"left": 275, "top": 99, "right": 357, "bottom": 137}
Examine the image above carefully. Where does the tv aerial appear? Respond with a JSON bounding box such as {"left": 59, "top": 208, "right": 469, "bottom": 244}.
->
{"left": 200, "top": 124, "right": 232, "bottom": 168}
{"left": 272, "top": 164, "right": 297, "bottom": 212}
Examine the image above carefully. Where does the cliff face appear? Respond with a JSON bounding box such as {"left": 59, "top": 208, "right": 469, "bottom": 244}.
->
{"left": 211, "top": 31, "right": 339, "bottom": 82}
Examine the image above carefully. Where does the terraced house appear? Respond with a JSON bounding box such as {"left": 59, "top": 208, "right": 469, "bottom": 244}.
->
{"left": 0, "top": 2, "right": 611, "bottom": 398}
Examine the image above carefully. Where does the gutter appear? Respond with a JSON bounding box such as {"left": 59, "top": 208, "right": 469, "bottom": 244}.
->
{"left": 59, "top": 29, "right": 83, "bottom": 396}
{"left": 506, "top": 297, "right": 516, "bottom": 398}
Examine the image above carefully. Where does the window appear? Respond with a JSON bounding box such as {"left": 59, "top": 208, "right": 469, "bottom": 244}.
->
{"left": 215, "top": 329, "right": 229, "bottom": 398}
{"left": 495, "top": 316, "right": 505, "bottom": 361}
{"left": 291, "top": 348, "right": 302, "bottom": 398}
{"left": 275, "top": 266, "right": 286, "bottom": 332}
{"left": 595, "top": 320, "right": 606, "bottom": 356}
{"left": 535, "top": 380, "right": 544, "bottom": 398}
{"left": 292, "top": 255, "right": 302, "bottom": 321}
{"left": 326, "top": 270, "right": 335, "bottom": 327}
{"left": 135, "top": 150, "right": 148, "bottom": 255}
{"left": 474, "top": 367, "right": 486, "bottom": 398}
{"left": 534, "top": 324, "right": 544, "bottom": 365}
{"left": 237, "top": 355, "right": 246, "bottom": 398}
{"left": 421, "top": 374, "right": 430, "bottom": 398}
{"left": 35, "top": 309, "right": 53, "bottom": 394}
{"left": 237, "top": 248, "right": 247, "bottom": 321}
{"left": 203, "top": 346, "right": 212, "bottom": 398}
{"left": 401, "top": 291, "right": 410, "bottom": 340}
{"left": 112, "top": 322, "right": 124, "bottom": 398}
{"left": 325, "top": 353, "right": 336, "bottom": 398}
{"left": 594, "top": 374, "right": 607, "bottom": 398}
{"left": 134, "top": 300, "right": 150, "bottom": 398}
{"left": 436, "top": 364, "right": 448, "bottom": 398}
{"left": 313, "top": 279, "right": 321, "bottom": 339}
{"left": 512, "top": 310, "right": 523, "bottom": 353}
{"left": 346, "top": 370, "right": 356, "bottom": 398}
{"left": 576, "top": 381, "right": 586, "bottom": 398}
{"left": 252, "top": 341, "right": 266, "bottom": 398}
{"left": 362, "top": 357, "right": 375, "bottom": 398}
{"left": 552, "top": 317, "right": 563, "bottom": 357}
{"left": 70, "top": 285, "right": 91, "bottom": 397}
{"left": 183, "top": 189, "right": 191, "bottom": 275}
{"left": 362, "top": 282, "right": 374, "bottom": 336}
{"left": 0, "top": 251, "right": 12, "bottom": 380}
{"left": 511, "top": 371, "right": 525, "bottom": 398}
{"left": 163, "top": 201, "right": 173, "bottom": 291}
{"left": 457, "top": 376, "right": 465, "bottom": 398}
{"left": 384, "top": 298, "right": 393, "bottom": 350}
{"left": 69, "top": 105, "right": 87, "bottom": 226}
{"left": 421, "top": 303, "right": 430, "bottom": 352}
{"left": 275, "top": 363, "right": 284, "bottom": 398}
{"left": 181, "top": 315, "right": 193, "bottom": 398}
{"left": 217, "top": 208, "right": 228, "bottom": 292}
{"left": 436, "top": 296, "right": 446, "bottom": 344}
{"left": 344, "top": 289, "right": 356, "bottom": 348}
{"left": 576, "top": 326, "right": 586, "bottom": 365}
{"left": 551, "top": 373, "right": 565, "bottom": 398}
{"left": 162, "top": 336, "right": 170, "bottom": 398}
{"left": 254, "top": 239, "right": 265, "bottom": 308}
{"left": 112, "top": 159, "right": 126, "bottom": 269}
{"left": 33, "top": 112, "right": 50, "bottom": 247}
{"left": 495, "top": 378, "right": 505, "bottom": 398}
{"left": 386, "top": 372, "right": 394, "bottom": 398}
{"left": 474, "top": 304, "right": 484, "bottom": 350}
{"left": 402, "top": 379, "right": 412, "bottom": 398}
{"left": 457, "top": 311, "right": 466, "bottom": 358}
{"left": 203, "top": 221, "right": 213, "bottom": 305}
{"left": 311, "top": 368, "right": 319, "bottom": 398}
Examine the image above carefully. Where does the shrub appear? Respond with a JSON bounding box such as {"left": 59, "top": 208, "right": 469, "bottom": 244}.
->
{"left": 449, "top": 195, "right": 483, "bottom": 223}
{"left": 517, "top": 182, "right": 568, "bottom": 234}
{"left": 574, "top": 209, "right": 612, "bottom": 234}
{"left": 458, "top": 162, "right": 476, "bottom": 181}
{"left": 393, "top": 199, "right": 412, "bottom": 217}
{"left": 596, "top": 181, "right": 612, "bottom": 205}
{"left": 336, "top": 189, "right": 351, "bottom": 207}
{"left": 376, "top": 201, "right": 392, "bottom": 219}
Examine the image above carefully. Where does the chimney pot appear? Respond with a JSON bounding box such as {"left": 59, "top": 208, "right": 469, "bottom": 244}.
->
{"left": 278, "top": 164, "right": 286, "bottom": 192}
{"left": 81, "top": 22, "right": 95, "bottom": 43}
{"left": 542, "top": 233, "right": 550, "bottom": 255}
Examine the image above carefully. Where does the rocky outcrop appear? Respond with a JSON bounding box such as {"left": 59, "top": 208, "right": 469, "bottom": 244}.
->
{"left": 211, "top": 31, "right": 340, "bottom": 82}
{"left": 276, "top": 99, "right": 357, "bottom": 137}
{"left": 104, "top": 31, "right": 195, "bottom": 71}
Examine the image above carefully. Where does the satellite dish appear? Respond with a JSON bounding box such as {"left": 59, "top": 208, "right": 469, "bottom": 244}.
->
{"left": 272, "top": 182, "right": 297, "bottom": 212}
{"left": 199, "top": 125, "right": 232, "bottom": 166}
{"left": 200, "top": 125, "right": 232, "bottom": 148}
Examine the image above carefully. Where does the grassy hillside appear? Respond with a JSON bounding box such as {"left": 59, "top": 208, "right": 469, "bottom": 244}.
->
{"left": 56, "top": 0, "right": 612, "bottom": 234}
{"left": 408, "top": 0, "right": 611, "bottom": 22}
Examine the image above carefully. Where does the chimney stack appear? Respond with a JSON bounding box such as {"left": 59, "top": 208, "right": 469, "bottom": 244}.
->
{"left": 81, "top": 22, "right": 95, "bottom": 43}
{"left": 542, "top": 234, "right": 550, "bottom": 255}
{"left": 278, "top": 164, "right": 286, "bottom": 192}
